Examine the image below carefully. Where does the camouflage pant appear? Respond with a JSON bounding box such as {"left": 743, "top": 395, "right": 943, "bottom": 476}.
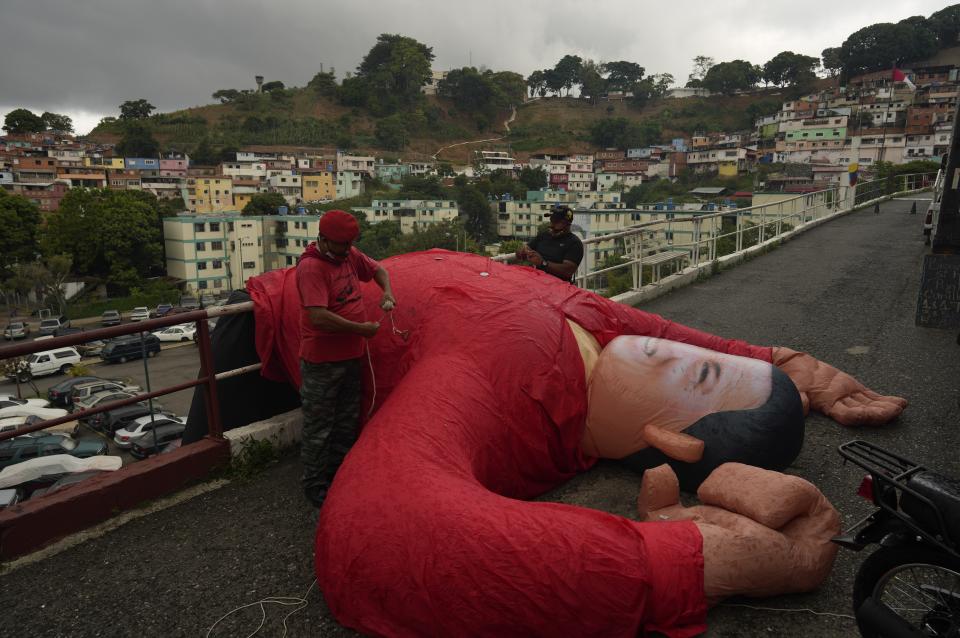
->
{"left": 300, "top": 358, "right": 362, "bottom": 507}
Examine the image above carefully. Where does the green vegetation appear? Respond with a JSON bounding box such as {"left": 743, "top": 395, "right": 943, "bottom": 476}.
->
{"left": 242, "top": 192, "right": 288, "bottom": 216}
{"left": 2, "top": 108, "right": 73, "bottom": 134}
{"left": 65, "top": 279, "right": 181, "bottom": 320}
{"left": 41, "top": 189, "right": 165, "bottom": 292}
{"left": 0, "top": 190, "right": 41, "bottom": 276}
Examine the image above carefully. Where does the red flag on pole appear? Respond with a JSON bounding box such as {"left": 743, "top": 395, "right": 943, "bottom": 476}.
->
{"left": 892, "top": 66, "right": 916, "bottom": 90}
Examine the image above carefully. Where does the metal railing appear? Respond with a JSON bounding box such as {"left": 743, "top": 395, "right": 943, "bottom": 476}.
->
{"left": 0, "top": 302, "right": 256, "bottom": 443}
{"left": 496, "top": 173, "right": 935, "bottom": 295}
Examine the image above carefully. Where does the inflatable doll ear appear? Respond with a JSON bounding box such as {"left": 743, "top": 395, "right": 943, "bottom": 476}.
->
{"left": 642, "top": 424, "right": 705, "bottom": 463}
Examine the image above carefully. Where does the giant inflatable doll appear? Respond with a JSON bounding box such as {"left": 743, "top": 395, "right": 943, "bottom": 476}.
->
{"left": 247, "top": 249, "right": 905, "bottom": 637}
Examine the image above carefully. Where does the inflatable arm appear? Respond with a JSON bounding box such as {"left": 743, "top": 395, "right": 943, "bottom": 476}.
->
{"left": 772, "top": 347, "right": 907, "bottom": 426}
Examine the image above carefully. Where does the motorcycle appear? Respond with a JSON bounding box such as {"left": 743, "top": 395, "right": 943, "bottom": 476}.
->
{"left": 834, "top": 439, "right": 960, "bottom": 638}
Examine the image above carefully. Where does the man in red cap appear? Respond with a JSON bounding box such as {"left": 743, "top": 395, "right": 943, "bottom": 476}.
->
{"left": 296, "top": 209, "right": 396, "bottom": 509}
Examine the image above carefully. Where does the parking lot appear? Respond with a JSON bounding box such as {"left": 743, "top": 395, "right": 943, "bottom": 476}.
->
{"left": 1, "top": 340, "right": 201, "bottom": 465}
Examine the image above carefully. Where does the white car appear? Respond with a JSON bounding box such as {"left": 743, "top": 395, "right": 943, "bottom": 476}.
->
{"left": 0, "top": 454, "right": 122, "bottom": 490}
{"left": 0, "top": 405, "right": 70, "bottom": 421}
{"left": 152, "top": 325, "right": 197, "bottom": 342}
{"left": 129, "top": 307, "right": 150, "bottom": 322}
{"left": 114, "top": 414, "right": 186, "bottom": 448}
{"left": 0, "top": 395, "right": 50, "bottom": 410}
{"left": 0, "top": 415, "right": 79, "bottom": 437}
{"left": 4, "top": 347, "right": 82, "bottom": 382}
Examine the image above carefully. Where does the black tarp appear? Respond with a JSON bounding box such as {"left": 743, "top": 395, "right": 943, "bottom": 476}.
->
{"left": 182, "top": 290, "right": 301, "bottom": 444}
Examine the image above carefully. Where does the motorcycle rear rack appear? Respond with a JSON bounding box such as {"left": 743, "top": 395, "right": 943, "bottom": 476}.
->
{"left": 838, "top": 440, "right": 958, "bottom": 556}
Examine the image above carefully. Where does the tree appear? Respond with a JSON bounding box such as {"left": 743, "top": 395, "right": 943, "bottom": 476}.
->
{"left": 40, "top": 189, "right": 163, "bottom": 290}
{"left": 553, "top": 55, "right": 584, "bottom": 96}
{"left": 821, "top": 47, "right": 843, "bottom": 77}
{"left": 116, "top": 122, "right": 159, "bottom": 157}
{"left": 526, "top": 70, "right": 547, "bottom": 97}
{"left": 242, "top": 192, "right": 288, "bottom": 216}
{"left": 578, "top": 60, "right": 608, "bottom": 102}
{"left": 190, "top": 136, "right": 218, "bottom": 165}
{"left": 308, "top": 70, "right": 338, "bottom": 97}
{"left": 3, "top": 108, "right": 45, "bottom": 134}
{"left": 375, "top": 114, "right": 409, "bottom": 150}
{"left": 688, "top": 55, "right": 715, "bottom": 85}
{"left": 457, "top": 185, "right": 496, "bottom": 241}
{"left": 353, "top": 33, "right": 434, "bottom": 114}
{"left": 839, "top": 21, "right": 938, "bottom": 77}
{"left": 762, "top": 51, "right": 820, "bottom": 87}
{"left": 518, "top": 167, "right": 547, "bottom": 191}
{"left": 386, "top": 220, "right": 481, "bottom": 255}
{"left": 702, "top": 60, "right": 761, "bottom": 95}
{"left": 41, "top": 254, "right": 73, "bottom": 315}
{"left": 261, "top": 80, "right": 285, "bottom": 92}
{"left": 650, "top": 73, "right": 674, "bottom": 96}
{"left": 212, "top": 89, "right": 242, "bottom": 104}
{"left": 603, "top": 61, "right": 645, "bottom": 91}
{"left": 0, "top": 190, "right": 40, "bottom": 276}
{"left": 928, "top": 5, "right": 960, "bottom": 47}
{"left": 40, "top": 111, "right": 73, "bottom": 133}
{"left": 119, "top": 99, "right": 156, "bottom": 120}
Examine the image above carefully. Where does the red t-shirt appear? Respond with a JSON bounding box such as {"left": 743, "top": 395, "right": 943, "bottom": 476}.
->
{"left": 296, "top": 243, "right": 380, "bottom": 363}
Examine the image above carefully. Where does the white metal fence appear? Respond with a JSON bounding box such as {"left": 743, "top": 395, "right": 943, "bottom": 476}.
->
{"left": 496, "top": 173, "right": 936, "bottom": 296}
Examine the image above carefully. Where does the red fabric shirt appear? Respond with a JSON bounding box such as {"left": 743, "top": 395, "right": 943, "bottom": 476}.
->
{"left": 296, "top": 243, "right": 380, "bottom": 363}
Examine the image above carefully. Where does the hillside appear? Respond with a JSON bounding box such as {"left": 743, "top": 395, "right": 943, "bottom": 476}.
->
{"left": 87, "top": 81, "right": 835, "bottom": 165}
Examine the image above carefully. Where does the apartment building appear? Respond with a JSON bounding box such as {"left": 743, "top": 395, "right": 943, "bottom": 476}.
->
{"left": 355, "top": 199, "right": 460, "bottom": 234}
{"left": 184, "top": 176, "right": 234, "bottom": 213}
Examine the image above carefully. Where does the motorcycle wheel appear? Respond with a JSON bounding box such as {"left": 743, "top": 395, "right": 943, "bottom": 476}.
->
{"left": 853, "top": 544, "right": 960, "bottom": 637}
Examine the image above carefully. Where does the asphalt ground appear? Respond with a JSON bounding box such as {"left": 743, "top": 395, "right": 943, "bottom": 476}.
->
{"left": 1, "top": 198, "right": 959, "bottom": 637}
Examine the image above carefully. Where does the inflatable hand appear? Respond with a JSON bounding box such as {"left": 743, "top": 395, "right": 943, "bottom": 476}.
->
{"left": 772, "top": 347, "right": 907, "bottom": 426}
{"left": 639, "top": 463, "right": 839, "bottom": 601}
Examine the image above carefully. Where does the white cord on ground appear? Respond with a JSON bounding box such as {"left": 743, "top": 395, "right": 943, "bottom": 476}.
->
{"left": 719, "top": 602, "right": 855, "bottom": 620}
{"left": 205, "top": 578, "right": 318, "bottom": 638}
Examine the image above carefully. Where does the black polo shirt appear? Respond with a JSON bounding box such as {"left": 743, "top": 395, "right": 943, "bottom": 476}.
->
{"left": 528, "top": 230, "right": 584, "bottom": 282}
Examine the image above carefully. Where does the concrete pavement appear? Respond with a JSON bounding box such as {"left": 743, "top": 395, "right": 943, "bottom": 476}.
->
{"left": 1, "top": 197, "right": 958, "bottom": 637}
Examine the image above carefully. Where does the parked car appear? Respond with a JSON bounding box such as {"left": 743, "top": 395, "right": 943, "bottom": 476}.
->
{"left": 0, "top": 415, "right": 80, "bottom": 437}
{"left": 179, "top": 296, "right": 200, "bottom": 310}
{"left": 0, "top": 405, "right": 70, "bottom": 423}
{"left": 150, "top": 303, "right": 174, "bottom": 319}
{"left": 69, "top": 380, "right": 141, "bottom": 408}
{"left": 99, "top": 334, "right": 161, "bottom": 364}
{"left": 77, "top": 340, "right": 106, "bottom": 357}
{"left": 4, "top": 347, "right": 81, "bottom": 382}
{"left": 153, "top": 324, "right": 197, "bottom": 342}
{"left": 73, "top": 391, "right": 137, "bottom": 421}
{"left": 38, "top": 315, "right": 70, "bottom": 335}
{"left": 0, "top": 488, "right": 21, "bottom": 508}
{"left": 101, "top": 310, "right": 122, "bottom": 326}
{"left": 130, "top": 422, "right": 186, "bottom": 459}
{"left": 0, "top": 454, "right": 120, "bottom": 496}
{"left": 0, "top": 395, "right": 50, "bottom": 410}
{"left": 3, "top": 321, "right": 30, "bottom": 340}
{"left": 30, "top": 470, "right": 106, "bottom": 498}
{"left": 0, "top": 435, "right": 108, "bottom": 470}
{"left": 90, "top": 405, "right": 168, "bottom": 435}
{"left": 128, "top": 307, "right": 150, "bottom": 322}
{"left": 114, "top": 414, "right": 186, "bottom": 449}
{"left": 47, "top": 376, "right": 101, "bottom": 407}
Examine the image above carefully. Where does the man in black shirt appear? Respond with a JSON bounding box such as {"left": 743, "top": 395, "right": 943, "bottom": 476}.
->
{"left": 516, "top": 204, "right": 584, "bottom": 283}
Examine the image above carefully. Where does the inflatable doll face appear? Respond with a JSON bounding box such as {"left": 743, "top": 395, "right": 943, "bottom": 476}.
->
{"left": 584, "top": 336, "right": 776, "bottom": 458}
{"left": 628, "top": 337, "right": 771, "bottom": 417}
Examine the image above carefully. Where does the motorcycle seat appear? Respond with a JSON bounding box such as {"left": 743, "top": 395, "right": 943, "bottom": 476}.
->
{"left": 903, "top": 470, "right": 960, "bottom": 547}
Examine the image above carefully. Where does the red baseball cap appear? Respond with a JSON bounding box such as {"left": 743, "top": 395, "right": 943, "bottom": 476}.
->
{"left": 318, "top": 210, "right": 360, "bottom": 243}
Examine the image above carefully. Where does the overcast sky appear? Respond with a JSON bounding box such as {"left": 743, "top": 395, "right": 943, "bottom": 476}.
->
{"left": 0, "top": 0, "right": 952, "bottom": 134}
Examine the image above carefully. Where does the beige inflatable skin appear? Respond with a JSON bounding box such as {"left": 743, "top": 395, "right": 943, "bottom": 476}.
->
{"left": 565, "top": 320, "right": 904, "bottom": 601}
{"left": 639, "top": 462, "right": 839, "bottom": 603}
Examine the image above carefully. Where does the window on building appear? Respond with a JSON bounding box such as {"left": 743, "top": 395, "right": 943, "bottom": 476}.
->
{"left": 242, "top": 261, "right": 256, "bottom": 269}
{"left": 198, "top": 280, "right": 208, "bottom": 290}
{"left": 194, "top": 223, "right": 205, "bottom": 232}
{"left": 212, "top": 241, "right": 223, "bottom": 251}
{"left": 286, "top": 256, "right": 294, "bottom": 266}
{"left": 212, "top": 259, "right": 222, "bottom": 269}
{"left": 196, "top": 242, "right": 206, "bottom": 251}
{"left": 197, "top": 262, "right": 207, "bottom": 270}
{"left": 213, "top": 280, "right": 223, "bottom": 289}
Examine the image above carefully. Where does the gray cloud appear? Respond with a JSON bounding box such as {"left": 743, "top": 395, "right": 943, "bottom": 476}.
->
{"left": 0, "top": 0, "right": 949, "bottom": 134}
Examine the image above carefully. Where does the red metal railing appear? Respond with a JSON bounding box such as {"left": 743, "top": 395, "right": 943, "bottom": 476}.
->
{"left": 0, "top": 301, "right": 258, "bottom": 559}
{"left": 0, "top": 302, "right": 254, "bottom": 442}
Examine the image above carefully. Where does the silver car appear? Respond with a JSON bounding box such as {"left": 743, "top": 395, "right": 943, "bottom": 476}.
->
{"left": 3, "top": 321, "right": 30, "bottom": 340}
